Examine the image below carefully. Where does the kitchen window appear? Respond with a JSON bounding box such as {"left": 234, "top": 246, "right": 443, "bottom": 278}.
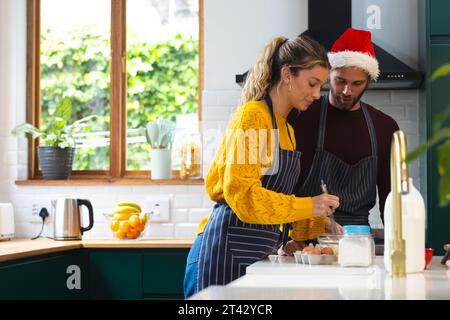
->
{"left": 23, "top": 0, "right": 203, "bottom": 184}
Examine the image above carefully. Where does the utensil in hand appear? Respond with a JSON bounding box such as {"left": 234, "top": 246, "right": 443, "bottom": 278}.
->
{"left": 321, "top": 180, "right": 337, "bottom": 235}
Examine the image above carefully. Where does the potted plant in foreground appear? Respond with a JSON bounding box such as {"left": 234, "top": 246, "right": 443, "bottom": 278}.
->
{"left": 11, "top": 97, "right": 95, "bottom": 180}
{"left": 407, "top": 63, "right": 450, "bottom": 207}
{"left": 145, "top": 118, "right": 176, "bottom": 180}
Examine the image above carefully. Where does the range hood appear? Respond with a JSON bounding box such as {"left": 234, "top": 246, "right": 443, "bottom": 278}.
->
{"left": 236, "top": 0, "right": 423, "bottom": 90}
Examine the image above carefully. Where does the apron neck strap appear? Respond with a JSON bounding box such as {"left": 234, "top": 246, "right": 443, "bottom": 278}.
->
{"left": 263, "top": 95, "right": 278, "bottom": 130}
{"left": 317, "top": 95, "right": 377, "bottom": 156}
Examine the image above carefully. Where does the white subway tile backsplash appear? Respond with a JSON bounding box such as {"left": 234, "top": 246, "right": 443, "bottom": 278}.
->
{"left": 187, "top": 185, "right": 205, "bottom": 194}
{"left": 391, "top": 90, "right": 419, "bottom": 104}
{"left": 203, "top": 106, "right": 233, "bottom": 121}
{"left": 216, "top": 90, "right": 240, "bottom": 106}
{"left": 188, "top": 208, "right": 210, "bottom": 223}
{"left": 398, "top": 120, "right": 418, "bottom": 135}
{"left": 131, "top": 185, "right": 161, "bottom": 194}
{"left": 203, "top": 194, "right": 215, "bottom": 209}
{"left": 202, "top": 90, "right": 219, "bottom": 107}
{"left": 174, "top": 223, "right": 198, "bottom": 238}
{"left": 173, "top": 194, "right": 203, "bottom": 209}
{"left": 146, "top": 223, "right": 175, "bottom": 238}
{"left": 172, "top": 209, "right": 189, "bottom": 223}
{"left": 376, "top": 105, "right": 406, "bottom": 120}
{"left": 363, "top": 90, "right": 391, "bottom": 105}
{"left": 405, "top": 105, "right": 419, "bottom": 120}
{"left": 159, "top": 185, "right": 188, "bottom": 194}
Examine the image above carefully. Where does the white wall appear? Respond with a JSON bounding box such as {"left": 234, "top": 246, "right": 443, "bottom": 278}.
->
{"left": 204, "top": 0, "right": 308, "bottom": 90}
{"left": 0, "top": 0, "right": 425, "bottom": 238}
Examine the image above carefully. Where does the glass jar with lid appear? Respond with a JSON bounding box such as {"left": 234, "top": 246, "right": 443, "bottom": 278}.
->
{"left": 180, "top": 130, "right": 202, "bottom": 179}
{"left": 172, "top": 114, "right": 202, "bottom": 179}
{"left": 338, "top": 225, "right": 375, "bottom": 267}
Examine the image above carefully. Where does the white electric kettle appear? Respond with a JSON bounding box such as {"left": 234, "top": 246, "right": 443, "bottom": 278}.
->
{"left": 0, "top": 203, "right": 15, "bottom": 240}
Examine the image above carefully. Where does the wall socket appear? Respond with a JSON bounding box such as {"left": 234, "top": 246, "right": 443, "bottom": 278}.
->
{"left": 31, "top": 200, "right": 51, "bottom": 223}
{"left": 145, "top": 195, "right": 171, "bottom": 222}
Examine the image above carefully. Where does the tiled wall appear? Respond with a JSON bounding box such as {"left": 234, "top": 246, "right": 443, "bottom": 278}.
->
{"left": 0, "top": 0, "right": 424, "bottom": 239}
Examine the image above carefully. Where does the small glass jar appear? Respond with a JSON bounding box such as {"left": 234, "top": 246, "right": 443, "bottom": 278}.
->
{"left": 338, "top": 225, "right": 375, "bottom": 267}
{"left": 180, "top": 131, "right": 202, "bottom": 179}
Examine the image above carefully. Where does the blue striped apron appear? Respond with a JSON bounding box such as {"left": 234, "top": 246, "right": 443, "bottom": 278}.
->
{"left": 298, "top": 95, "right": 378, "bottom": 225}
{"left": 186, "top": 96, "right": 302, "bottom": 296}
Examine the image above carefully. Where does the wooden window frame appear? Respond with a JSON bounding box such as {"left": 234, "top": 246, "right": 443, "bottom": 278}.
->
{"left": 20, "top": 0, "right": 204, "bottom": 185}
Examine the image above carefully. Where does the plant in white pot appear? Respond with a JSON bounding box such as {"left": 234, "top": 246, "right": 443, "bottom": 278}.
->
{"left": 11, "top": 97, "right": 96, "bottom": 180}
{"left": 145, "top": 118, "right": 176, "bottom": 180}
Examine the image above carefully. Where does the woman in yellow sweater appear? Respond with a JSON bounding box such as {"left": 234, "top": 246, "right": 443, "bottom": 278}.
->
{"left": 184, "top": 35, "right": 340, "bottom": 298}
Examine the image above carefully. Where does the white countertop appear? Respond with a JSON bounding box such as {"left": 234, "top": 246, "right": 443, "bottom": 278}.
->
{"left": 190, "top": 256, "right": 450, "bottom": 300}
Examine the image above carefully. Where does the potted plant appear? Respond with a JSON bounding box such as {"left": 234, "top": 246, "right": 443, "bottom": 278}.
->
{"left": 145, "top": 118, "right": 176, "bottom": 180}
{"left": 11, "top": 97, "right": 95, "bottom": 180}
{"left": 407, "top": 63, "right": 450, "bottom": 207}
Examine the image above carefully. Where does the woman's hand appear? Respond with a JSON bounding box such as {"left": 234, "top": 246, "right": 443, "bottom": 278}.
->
{"left": 325, "top": 219, "right": 343, "bottom": 234}
{"left": 278, "top": 240, "right": 307, "bottom": 256}
{"left": 312, "top": 194, "right": 340, "bottom": 217}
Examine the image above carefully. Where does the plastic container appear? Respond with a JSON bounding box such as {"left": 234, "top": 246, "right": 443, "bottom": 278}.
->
{"left": 384, "top": 177, "right": 425, "bottom": 273}
{"left": 293, "top": 251, "right": 303, "bottom": 264}
{"left": 338, "top": 225, "right": 375, "bottom": 267}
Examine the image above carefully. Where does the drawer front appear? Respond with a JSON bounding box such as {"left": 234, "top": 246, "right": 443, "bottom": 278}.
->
{"left": 89, "top": 251, "right": 142, "bottom": 299}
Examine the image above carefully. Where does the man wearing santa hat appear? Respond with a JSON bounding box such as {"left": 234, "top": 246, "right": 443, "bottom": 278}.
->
{"left": 287, "top": 27, "right": 399, "bottom": 237}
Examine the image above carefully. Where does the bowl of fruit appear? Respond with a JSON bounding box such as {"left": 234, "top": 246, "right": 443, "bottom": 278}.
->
{"left": 104, "top": 202, "right": 150, "bottom": 240}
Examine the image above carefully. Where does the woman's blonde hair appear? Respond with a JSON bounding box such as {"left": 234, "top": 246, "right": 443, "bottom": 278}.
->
{"left": 240, "top": 35, "right": 330, "bottom": 105}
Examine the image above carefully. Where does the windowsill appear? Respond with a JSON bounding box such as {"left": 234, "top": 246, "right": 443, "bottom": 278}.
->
{"left": 15, "top": 178, "right": 204, "bottom": 186}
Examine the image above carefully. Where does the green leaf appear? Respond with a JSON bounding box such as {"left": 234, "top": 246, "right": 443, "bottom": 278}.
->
{"left": 433, "top": 103, "right": 450, "bottom": 133}
{"left": 55, "top": 117, "right": 67, "bottom": 129}
{"left": 406, "top": 128, "right": 450, "bottom": 163}
{"left": 431, "top": 63, "right": 450, "bottom": 81}
{"left": 54, "top": 97, "right": 72, "bottom": 121}
{"left": 11, "top": 123, "right": 41, "bottom": 139}
{"left": 437, "top": 141, "right": 450, "bottom": 207}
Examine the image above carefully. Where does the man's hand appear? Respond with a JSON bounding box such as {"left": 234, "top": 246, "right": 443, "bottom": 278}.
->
{"left": 278, "top": 240, "right": 307, "bottom": 256}
{"left": 325, "top": 219, "right": 343, "bottom": 234}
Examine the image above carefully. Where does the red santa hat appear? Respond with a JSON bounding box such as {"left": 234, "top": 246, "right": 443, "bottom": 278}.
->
{"left": 327, "top": 28, "right": 380, "bottom": 81}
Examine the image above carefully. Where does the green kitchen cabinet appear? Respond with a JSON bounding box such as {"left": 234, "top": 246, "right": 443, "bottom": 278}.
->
{"left": 88, "top": 250, "right": 143, "bottom": 299}
{"left": 143, "top": 249, "right": 189, "bottom": 299}
{"left": 429, "top": 43, "right": 450, "bottom": 255}
{"left": 87, "top": 249, "right": 189, "bottom": 300}
{"left": 425, "top": 0, "right": 450, "bottom": 255}
{"left": 0, "top": 247, "right": 189, "bottom": 300}
{"left": 0, "top": 250, "right": 88, "bottom": 300}
{"left": 430, "top": 0, "right": 450, "bottom": 36}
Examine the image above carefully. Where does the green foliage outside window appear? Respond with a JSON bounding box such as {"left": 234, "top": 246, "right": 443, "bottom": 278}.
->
{"left": 40, "top": 28, "right": 198, "bottom": 171}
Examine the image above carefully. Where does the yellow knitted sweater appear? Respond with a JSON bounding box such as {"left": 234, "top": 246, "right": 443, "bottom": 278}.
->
{"left": 197, "top": 100, "right": 328, "bottom": 241}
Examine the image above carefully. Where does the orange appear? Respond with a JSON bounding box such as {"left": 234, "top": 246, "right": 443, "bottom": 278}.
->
{"left": 110, "top": 220, "right": 120, "bottom": 232}
{"left": 128, "top": 214, "right": 140, "bottom": 228}
{"left": 126, "top": 228, "right": 139, "bottom": 239}
{"left": 119, "top": 221, "right": 130, "bottom": 233}
{"left": 115, "top": 230, "right": 126, "bottom": 239}
{"left": 134, "top": 223, "right": 145, "bottom": 232}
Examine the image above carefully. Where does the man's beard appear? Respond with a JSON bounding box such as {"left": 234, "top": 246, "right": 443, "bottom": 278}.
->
{"left": 330, "top": 85, "right": 368, "bottom": 111}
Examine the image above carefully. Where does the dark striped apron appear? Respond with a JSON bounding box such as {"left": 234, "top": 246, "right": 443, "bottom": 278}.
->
{"left": 298, "top": 95, "right": 377, "bottom": 225}
{"left": 196, "top": 96, "right": 302, "bottom": 292}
